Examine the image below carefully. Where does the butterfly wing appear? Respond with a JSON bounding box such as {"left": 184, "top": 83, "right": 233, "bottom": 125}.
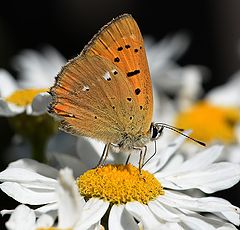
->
{"left": 50, "top": 55, "right": 143, "bottom": 144}
{"left": 49, "top": 14, "right": 153, "bottom": 145}
{"left": 82, "top": 14, "right": 153, "bottom": 134}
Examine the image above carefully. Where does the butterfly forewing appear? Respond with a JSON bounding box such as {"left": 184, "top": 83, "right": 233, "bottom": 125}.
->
{"left": 82, "top": 14, "right": 153, "bottom": 134}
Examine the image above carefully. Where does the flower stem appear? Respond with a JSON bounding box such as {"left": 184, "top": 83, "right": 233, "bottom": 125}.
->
{"left": 8, "top": 113, "right": 58, "bottom": 163}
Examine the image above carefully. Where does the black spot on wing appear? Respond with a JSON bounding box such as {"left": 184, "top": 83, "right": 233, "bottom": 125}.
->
{"left": 127, "top": 70, "right": 140, "bottom": 77}
{"left": 135, "top": 88, "right": 141, "bottom": 95}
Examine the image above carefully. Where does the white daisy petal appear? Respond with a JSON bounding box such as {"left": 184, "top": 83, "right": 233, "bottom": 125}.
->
{"left": 57, "top": 168, "right": 85, "bottom": 228}
{"left": 109, "top": 205, "right": 138, "bottom": 230}
{"left": 126, "top": 201, "right": 162, "bottom": 230}
{"left": 159, "top": 162, "right": 240, "bottom": 193}
{"left": 0, "top": 99, "right": 25, "bottom": 116}
{"left": 0, "top": 168, "right": 57, "bottom": 189}
{"left": 161, "top": 154, "right": 184, "bottom": 172}
{"left": 7, "top": 158, "right": 58, "bottom": 178}
{"left": 51, "top": 152, "right": 88, "bottom": 177}
{"left": 181, "top": 210, "right": 238, "bottom": 230}
{"left": 144, "top": 132, "right": 190, "bottom": 173}
{"left": 206, "top": 72, "right": 240, "bottom": 107}
{"left": 0, "top": 69, "right": 18, "bottom": 97}
{"left": 75, "top": 198, "right": 109, "bottom": 229}
{"left": 31, "top": 92, "right": 51, "bottom": 115}
{"left": 148, "top": 199, "right": 180, "bottom": 222}
{"left": 158, "top": 191, "right": 239, "bottom": 215}
{"left": 77, "top": 138, "right": 107, "bottom": 169}
{"left": 36, "top": 213, "right": 54, "bottom": 228}
{"left": 13, "top": 47, "right": 64, "bottom": 89}
{"left": 35, "top": 203, "right": 58, "bottom": 215}
{"left": 214, "top": 210, "right": 240, "bottom": 226}
{"left": 181, "top": 215, "right": 216, "bottom": 230}
{"left": 0, "top": 182, "right": 56, "bottom": 205}
{"left": 177, "top": 145, "right": 223, "bottom": 171}
{"left": 5, "top": 205, "right": 35, "bottom": 230}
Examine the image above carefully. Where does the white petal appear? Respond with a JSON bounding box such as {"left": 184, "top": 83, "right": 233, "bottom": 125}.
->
{"left": 13, "top": 47, "right": 65, "bottom": 88}
{"left": 0, "top": 99, "right": 25, "bottom": 116}
{"left": 159, "top": 162, "right": 240, "bottom": 193}
{"left": 0, "top": 182, "right": 56, "bottom": 205}
{"left": 159, "top": 190, "right": 240, "bottom": 214}
{"left": 7, "top": 158, "right": 58, "bottom": 178}
{"left": 144, "top": 132, "right": 190, "bottom": 173}
{"left": 214, "top": 211, "right": 240, "bottom": 226}
{"left": 126, "top": 201, "right": 162, "bottom": 230}
{"left": 36, "top": 214, "right": 54, "bottom": 228}
{"left": 178, "top": 145, "right": 223, "bottom": 172}
{"left": 75, "top": 198, "right": 109, "bottom": 229}
{"left": 57, "top": 168, "right": 85, "bottom": 228}
{"left": 31, "top": 92, "right": 51, "bottom": 115}
{"left": 181, "top": 211, "right": 238, "bottom": 230}
{"left": 147, "top": 33, "right": 190, "bottom": 80}
{"left": 0, "top": 167, "right": 57, "bottom": 188}
{"left": 76, "top": 138, "right": 109, "bottom": 168}
{"left": 148, "top": 199, "right": 180, "bottom": 222}
{"left": 206, "top": 72, "right": 240, "bottom": 107}
{"left": 181, "top": 215, "right": 216, "bottom": 230}
{"left": 160, "top": 154, "right": 184, "bottom": 172}
{"left": 0, "top": 69, "right": 18, "bottom": 97}
{"left": 109, "top": 205, "right": 138, "bottom": 230}
{"left": 5, "top": 205, "right": 36, "bottom": 230}
{"left": 51, "top": 152, "right": 88, "bottom": 177}
{"left": 35, "top": 203, "right": 58, "bottom": 215}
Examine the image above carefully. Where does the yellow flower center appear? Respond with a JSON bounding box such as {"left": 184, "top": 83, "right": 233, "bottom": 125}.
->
{"left": 77, "top": 164, "right": 164, "bottom": 205}
{"left": 5, "top": 88, "right": 47, "bottom": 106}
{"left": 175, "top": 101, "right": 240, "bottom": 144}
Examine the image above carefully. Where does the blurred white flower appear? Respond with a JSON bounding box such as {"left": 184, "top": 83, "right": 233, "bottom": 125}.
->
{"left": 145, "top": 32, "right": 207, "bottom": 105}
{"left": 172, "top": 72, "right": 240, "bottom": 162}
{"left": 5, "top": 168, "right": 100, "bottom": 230}
{"left": 144, "top": 36, "right": 240, "bottom": 162}
{"left": 0, "top": 46, "right": 65, "bottom": 116}
{"left": 0, "top": 136, "right": 239, "bottom": 229}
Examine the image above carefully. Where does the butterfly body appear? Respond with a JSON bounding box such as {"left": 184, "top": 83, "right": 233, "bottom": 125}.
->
{"left": 49, "top": 14, "right": 155, "bottom": 156}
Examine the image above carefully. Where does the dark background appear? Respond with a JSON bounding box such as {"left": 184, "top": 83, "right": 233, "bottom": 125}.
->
{"left": 1, "top": 0, "right": 240, "bottom": 228}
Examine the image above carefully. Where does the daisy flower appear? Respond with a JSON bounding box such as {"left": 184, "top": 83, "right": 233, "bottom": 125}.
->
{"left": 0, "top": 46, "right": 66, "bottom": 162}
{"left": 144, "top": 36, "right": 240, "bottom": 161}
{"left": 1, "top": 135, "right": 240, "bottom": 229}
{"left": 0, "top": 46, "right": 65, "bottom": 116}
{"left": 5, "top": 168, "right": 101, "bottom": 230}
{"left": 172, "top": 71, "right": 240, "bottom": 162}
{"left": 145, "top": 32, "right": 206, "bottom": 105}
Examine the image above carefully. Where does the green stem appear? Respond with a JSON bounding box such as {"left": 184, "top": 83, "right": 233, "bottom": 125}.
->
{"left": 30, "top": 137, "right": 48, "bottom": 163}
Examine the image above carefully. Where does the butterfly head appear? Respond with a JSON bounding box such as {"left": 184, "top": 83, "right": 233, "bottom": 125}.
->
{"left": 150, "top": 123, "right": 164, "bottom": 141}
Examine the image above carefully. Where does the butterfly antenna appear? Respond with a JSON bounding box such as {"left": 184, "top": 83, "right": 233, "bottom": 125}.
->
{"left": 155, "top": 122, "right": 206, "bottom": 146}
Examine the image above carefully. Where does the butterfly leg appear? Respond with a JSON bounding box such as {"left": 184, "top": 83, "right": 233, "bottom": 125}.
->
{"left": 134, "top": 146, "right": 147, "bottom": 173}
{"left": 97, "top": 143, "right": 111, "bottom": 167}
{"left": 125, "top": 153, "right": 132, "bottom": 165}
{"left": 142, "top": 140, "right": 157, "bottom": 167}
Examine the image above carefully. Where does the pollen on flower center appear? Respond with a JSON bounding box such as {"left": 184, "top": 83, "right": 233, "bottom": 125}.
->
{"left": 77, "top": 164, "right": 164, "bottom": 205}
{"left": 175, "top": 101, "right": 240, "bottom": 144}
{"left": 5, "top": 88, "right": 47, "bottom": 106}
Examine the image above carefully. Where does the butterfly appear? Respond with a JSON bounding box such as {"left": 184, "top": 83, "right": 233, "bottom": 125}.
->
{"left": 49, "top": 14, "right": 204, "bottom": 169}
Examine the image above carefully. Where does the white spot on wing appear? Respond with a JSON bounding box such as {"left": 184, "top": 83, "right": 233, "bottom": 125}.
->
{"left": 82, "top": 85, "right": 90, "bottom": 91}
{"left": 111, "top": 69, "right": 117, "bottom": 74}
{"left": 103, "top": 72, "right": 111, "bottom": 81}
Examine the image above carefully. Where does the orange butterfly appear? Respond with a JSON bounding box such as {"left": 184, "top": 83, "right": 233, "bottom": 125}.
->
{"left": 49, "top": 14, "right": 204, "bottom": 169}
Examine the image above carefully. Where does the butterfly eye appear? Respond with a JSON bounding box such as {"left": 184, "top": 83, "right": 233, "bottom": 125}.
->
{"left": 151, "top": 124, "right": 163, "bottom": 140}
